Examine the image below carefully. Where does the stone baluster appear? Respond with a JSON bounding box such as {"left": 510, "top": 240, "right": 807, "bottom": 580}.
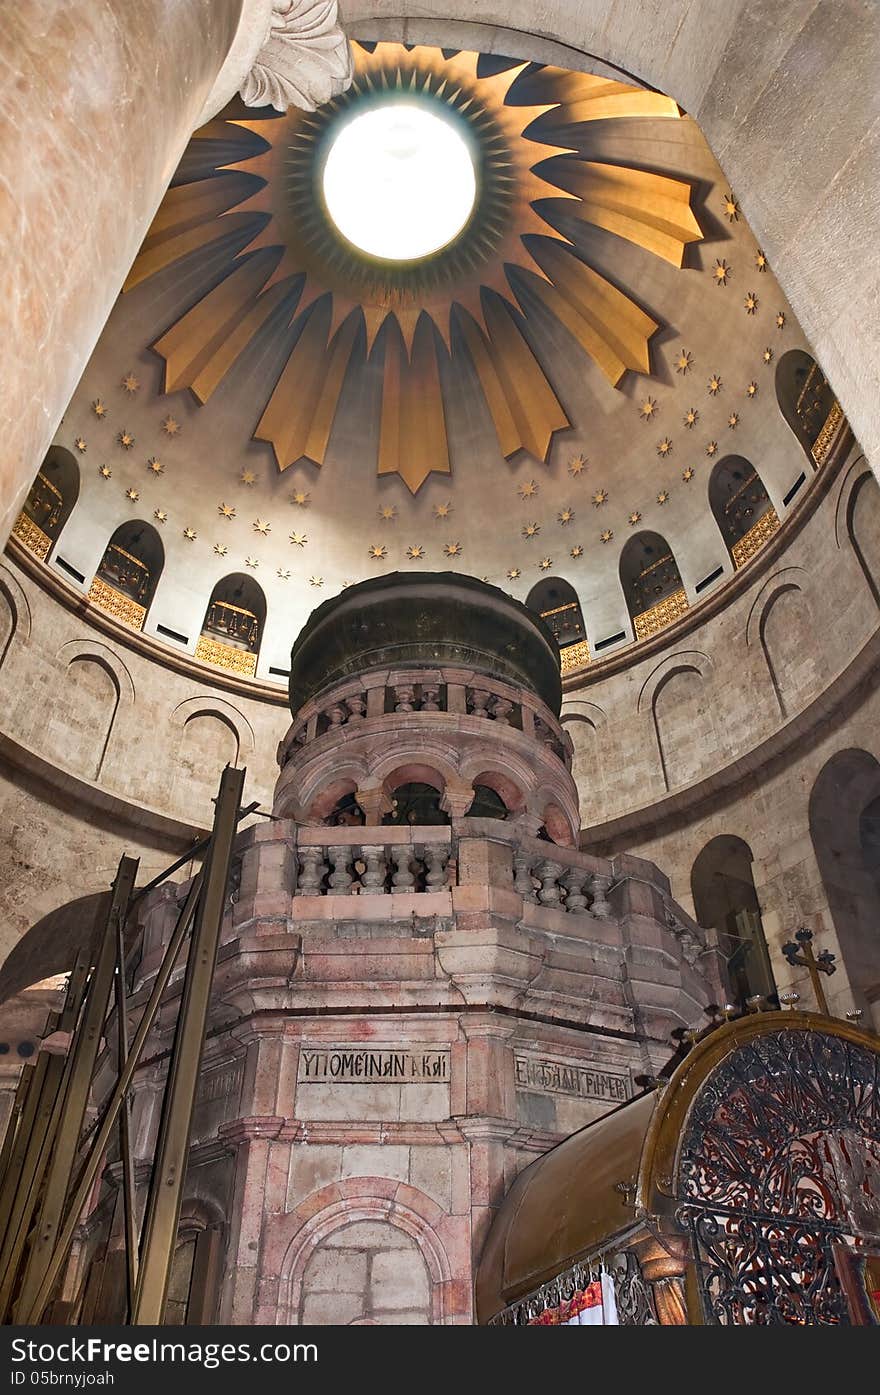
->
{"left": 327, "top": 845, "right": 354, "bottom": 895}
{"left": 420, "top": 683, "right": 441, "bottom": 712}
{"left": 390, "top": 846, "right": 416, "bottom": 892}
{"left": 294, "top": 726, "right": 308, "bottom": 745}
{"left": 345, "top": 694, "right": 366, "bottom": 723}
{"left": 295, "top": 847, "right": 327, "bottom": 896}
{"left": 360, "top": 846, "right": 388, "bottom": 894}
{"left": 537, "top": 859, "right": 564, "bottom": 908}
{"left": 468, "top": 687, "right": 491, "bottom": 718}
{"left": 490, "top": 697, "right": 513, "bottom": 724}
{"left": 590, "top": 873, "right": 613, "bottom": 917}
{"left": 513, "top": 851, "right": 537, "bottom": 903}
{"left": 534, "top": 716, "right": 557, "bottom": 750}
{"left": 393, "top": 684, "right": 415, "bottom": 713}
{"left": 563, "top": 866, "right": 588, "bottom": 914}
{"left": 423, "top": 845, "right": 449, "bottom": 890}
{"left": 324, "top": 703, "right": 346, "bottom": 728}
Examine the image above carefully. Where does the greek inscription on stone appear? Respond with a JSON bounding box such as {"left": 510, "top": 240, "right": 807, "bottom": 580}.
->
{"left": 298, "top": 1048, "right": 450, "bottom": 1084}
{"left": 514, "top": 1053, "right": 629, "bottom": 1103}
{"left": 197, "top": 1062, "right": 244, "bottom": 1104}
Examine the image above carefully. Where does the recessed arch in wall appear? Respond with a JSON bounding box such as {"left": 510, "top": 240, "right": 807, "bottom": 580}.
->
{"left": 0, "top": 564, "right": 32, "bottom": 672}
{"left": 708, "top": 454, "right": 778, "bottom": 569}
{"left": 745, "top": 567, "right": 812, "bottom": 719}
{"left": 775, "top": 349, "right": 840, "bottom": 469}
{"left": 619, "top": 531, "right": 688, "bottom": 642}
{"left": 690, "top": 834, "right": 777, "bottom": 1008}
{"left": 834, "top": 463, "right": 880, "bottom": 610}
{"left": 89, "top": 519, "right": 164, "bottom": 631}
{"left": 525, "top": 576, "right": 589, "bottom": 673}
{"left": 50, "top": 639, "right": 135, "bottom": 782}
{"left": 12, "top": 447, "right": 80, "bottom": 562}
{"left": 809, "top": 748, "right": 880, "bottom": 1027}
{"left": 195, "top": 572, "right": 267, "bottom": 678}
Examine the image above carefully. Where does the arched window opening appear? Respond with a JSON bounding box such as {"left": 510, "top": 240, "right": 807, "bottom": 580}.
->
{"left": 466, "top": 784, "right": 508, "bottom": 820}
{"left": 775, "top": 349, "right": 848, "bottom": 469}
{"left": 809, "top": 750, "right": 880, "bottom": 1028}
{"left": 195, "top": 573, "right": 266, "bottom": 677}
{"left": 328, "top": 791, "right": 366, "bottom": 826}
{"left": 526, "top": 577, "right": 590, "bottom": 675}
{"left": 382, "top": 782, "right": 449, "bottom": 826}
{"left": 88, "top": 520, "right": 163, "bottom": 631}
{"left": 708, "top": 455, "right": 779, "bottom": 569}
{"left": 619, "top": 532, "right": 688, "bottom": 641}
{"left": 691, "top": 835, "right": 777, "bottom": 1010}
{"left": 12, "top": 447, "right": 79, "bottom": 561}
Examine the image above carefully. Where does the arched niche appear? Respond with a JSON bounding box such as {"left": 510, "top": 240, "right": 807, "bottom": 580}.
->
{"left": 299, "top": 1218, "right": 433, "bottom": 1325}
{"left": 525, "top": 576, "right": 589, "bottom": 674}
{"left": 89, "top": 520, "right": 163, "bottom": 630}
{"left": 708, "top": 455, "right": 779, "bottom": 569}
{"left": 196, "top": 572, "right": 266, "bottom": 677}
{"left": 691, "top": 835, "right": 777, "bottom": 1009}
{"left": 619, "top": 531, "right": 688, "bottom": 641}
{"left": 775, "top": 348, "right": 845, "bottom": 468}
{"left": 809, "top": 749, "right": 880, "bottom": 1026}
{"left": 12, "top": 447, "right": 79, "bottom": 561}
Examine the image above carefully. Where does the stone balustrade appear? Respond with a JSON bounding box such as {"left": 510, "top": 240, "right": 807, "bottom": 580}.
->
{"left": 278, "top": 666, "right": 570, "bottom": 769}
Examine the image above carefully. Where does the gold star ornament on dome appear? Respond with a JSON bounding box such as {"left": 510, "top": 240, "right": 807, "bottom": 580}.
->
{"left": 218, "top": 502, "right": 236, "bottom": 519}
{"left": 522, "top": 522, "right": 540, "bottom": 539}
{"left": 443, "top": 542, "right": 462, "bottom": 557}
{"left": 776, "top": 312, "right": 786, "bottom": 329}
{"left": 98, "top": 464, "right": 112, "bottom": 479}
{"left": 507, "top": 567, "right": 521, "bottom": 580}
{"left": 309, "top": 575, "right": 324, "bottom": 587}
{"left": 656, "top": 437, "right": 673, "bottom": 457}
{"left": 728, "top": 413, "right": 739, "bottom": 429}
{"left": 253, "top": 518, "right": 271, "bottom": 535}
{"left": 628, "top": 511, "right": 642, "bottom": 526}
{"left": 706, "top": 440, "right": 718, "bottom": 456}
{"left": 592, "top": 489, "right": 608, "bottom": 507}
{"left": 245, "top": 556, "right": 259, "bottom": 568}
{"left": 278, "top": 567, "right": 291, "bottom": 580}
{"left": 570, "top": 544, "right": 584, "bottom": 558}
{"left": 713, "top": 259, "right": 731, "bottom": 285}
{"left": 74, "top": 436, "right": 87, "bottom": 452}
{"left": 118, "top": 430, "right": 135, "bottom": 450}
{"left": 291, "top": 489, "right": 310, "bottom": 506}
{"left": 125, "top": 487, "right": 139, "bottom": 502}
{"left": 755, "top": 250, "right": 768, "bottom": 272}
{"left": 684, "top": 407, "right": 699, "bottom": 428}
{"left": 126, "top": 42, "right": 703, "bottom": 494}
{"left": 121, "top": 373, "right": 140, "bottom": 394}
{"left": 746, "top": 381, "right": 758, "bottom": 398}
{"left": 240, "top": 469, "right": 257, "bottom": 486}
{"left": 682, "top": 466, "right": 695, "bottom": 482}
{"left": 744, "top": 291, "right": 758, "bottom": 314}
{"left": 568, "top": 454, "right": 587, "bottom": 476}
{"left": 600, "top": 528, "right": 613, "bottom": 543}
{"left": 518, "top": 479, "right": 539, "bottom": 499}
{"left": 289, "top": 531, "right": 307, "bottom": 546}
{"left": 162, "top": 416, "right": 180, "bottom": 437}
{"left": 708, "top": 375, "right": 722, "bottom": 396}
{"left": 379, "top": 504, "right": 397, "bottom": 522}
{"left": 183, "top": 527, "right": 197, "bottom": 541}
{"left": 722, "top": 193, "right": 740, "bottom": 221}
{"left": 147, "top": 456, "right": 164, "bottom": 474}
{"left": 154, "top": 508, "right": 167, "bottom": 523}
{"left": 657, "top": 489, "right": 670, "bottom": 504}
{"left": 92, "top": 399, "right": 107, "bottom": 419}
{"left": 762, "top": 347, "right": 773, "bottom": 364}
{"left": 538, "top": 557, "right": 552, "bottom": 571}
{"left": 368, "top": 544, "right": 387, "bottom": 559}
{"left": 558, "top": 507, "right": 574, "bottom": 525}
{"left": 675, "top": 349, "right": 693, "bottom": 374}
{"left": 214, "top": 543, "right": 228, "bottom": 556}
{"left": 433, "top": 501, "right": 452, "bottom": 519}
{"left": 406, "top": 544, "right": 426, "bottom": 560}
{"left": 639, "top": 397, "right": 658, "bottom": 421}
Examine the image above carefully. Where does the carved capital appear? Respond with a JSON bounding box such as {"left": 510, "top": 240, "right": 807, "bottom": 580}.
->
{"left": 240, "top": 0, "right": 353, "bottom": 113}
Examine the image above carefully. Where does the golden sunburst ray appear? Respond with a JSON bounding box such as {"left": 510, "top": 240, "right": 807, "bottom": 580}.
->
{"left": 124, "top": 41, "right": 703, "bottom": 490}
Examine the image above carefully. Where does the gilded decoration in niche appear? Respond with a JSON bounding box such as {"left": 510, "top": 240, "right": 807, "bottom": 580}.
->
{"left": 560, "top": 639, "right": 591, "bottom": 674}
{"left": 731, "top": 506, "right": 780, "bottom": 568}
{"left": 633, "top": 585, "right": 688, "bottom": 640}
{"left": 12, "top": 512, "right": 51, "bottom": 561}
{"left": 811, "top": 401, "right": 845, "bottom": 467}
{"left": 87, "top": 576, "right": 147, "bottom": 631}
{"left": 126, "top": 43, "right": 703, "bottom": 494}
{"left": 194, "top": 633, "right": 258, "bottom": 676}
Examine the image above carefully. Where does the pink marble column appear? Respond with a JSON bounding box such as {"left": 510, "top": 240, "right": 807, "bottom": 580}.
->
{"left": 0, "top": 0, "right": 247, "bottom": 544}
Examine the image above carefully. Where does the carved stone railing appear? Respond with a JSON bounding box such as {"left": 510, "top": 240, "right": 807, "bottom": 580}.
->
{"left": 280, "top": 666, "right": 569, "bottom": 767}
{"left": 292, "top": 828, "right": 453, "bottom": 897}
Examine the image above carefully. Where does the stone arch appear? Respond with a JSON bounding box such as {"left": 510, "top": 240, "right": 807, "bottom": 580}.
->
{"left": 198, "top": 572, "right": 267, "bottom": 673}
{"left": 619, "top": 530, "right": 687, "bottom": 641}
{"left": 775, "top": 348, "right": 837, "bottom": 466}
{"left": 745, "top": 568, "right": 812, "bottom": 718}
{"left": 560, "top": 701, "right": 607, "bottom": 820}
{"left": 50, "top": 640, "right": 135, "bottom": 781}
{"left": 690, "top": 835, "right": 777, "bottom": 1008}
{"left": 369, "top": 743, "right": 461, "bottom": 795}
{"left": 91, "top": 519, "right": 164, "bottom": 626}
{"left": 708, "top": 454, "right": 777, "bottom": 569}
{"left": 835, "top": 461, "right": 880, "bottom": 610}
{"left": 271, "top": 1181, "right": 456, "bottom": 1325}
{"left": 0, "top": 891, "right": 109, "bottom": 1005}
{"left": 526, "top": 782, "right": 579, "bottom": 846}
{"left": 170, "top": 696, "right": 255, "bottom": 758}
{"left": 458, "top": 748, "right": 534, "bottom": 811}
{"left": 524, "top": 575, "right": 589, "bottom": 667}
{"left": 638, "top": 651, "right": 715, "bottom": 793}
{"left": 293, "top": 757, "right": 372, "bottom": 823}
{"left": 0, "top": 564, "right": 32, "bottom": 671}
{"left": 809, "top": 749, "right": 880, "bottom": 1025}
{"left": 13, "top": 447, "right": 80, "bottom": 560}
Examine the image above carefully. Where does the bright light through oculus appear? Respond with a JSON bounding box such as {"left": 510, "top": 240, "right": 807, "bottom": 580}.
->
{"left": 322, "top": 104, "right": 477, "bottom": 260}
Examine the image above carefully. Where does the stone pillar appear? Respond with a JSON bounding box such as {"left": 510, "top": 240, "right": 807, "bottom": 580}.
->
{"left": 0, "top": 0, "right": 351, "bottom": 545}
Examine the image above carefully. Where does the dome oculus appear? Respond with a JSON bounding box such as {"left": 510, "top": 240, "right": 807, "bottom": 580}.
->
{"left": 322, "top": 104, "right": 477, "bottom": 260}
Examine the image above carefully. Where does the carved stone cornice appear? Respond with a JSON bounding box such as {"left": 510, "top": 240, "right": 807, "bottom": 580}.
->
{"left": 198, "top": 0, "right": 352, "bottom": 125}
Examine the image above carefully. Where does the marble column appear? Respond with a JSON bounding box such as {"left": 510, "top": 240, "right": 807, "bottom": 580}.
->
{"left": 0, "top": 0, "right": 351, "bottom": 546}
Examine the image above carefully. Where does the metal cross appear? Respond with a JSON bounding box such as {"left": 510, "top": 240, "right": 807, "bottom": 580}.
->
{"left": 781, "top": 925, "right": 836, "bottom": 1015}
